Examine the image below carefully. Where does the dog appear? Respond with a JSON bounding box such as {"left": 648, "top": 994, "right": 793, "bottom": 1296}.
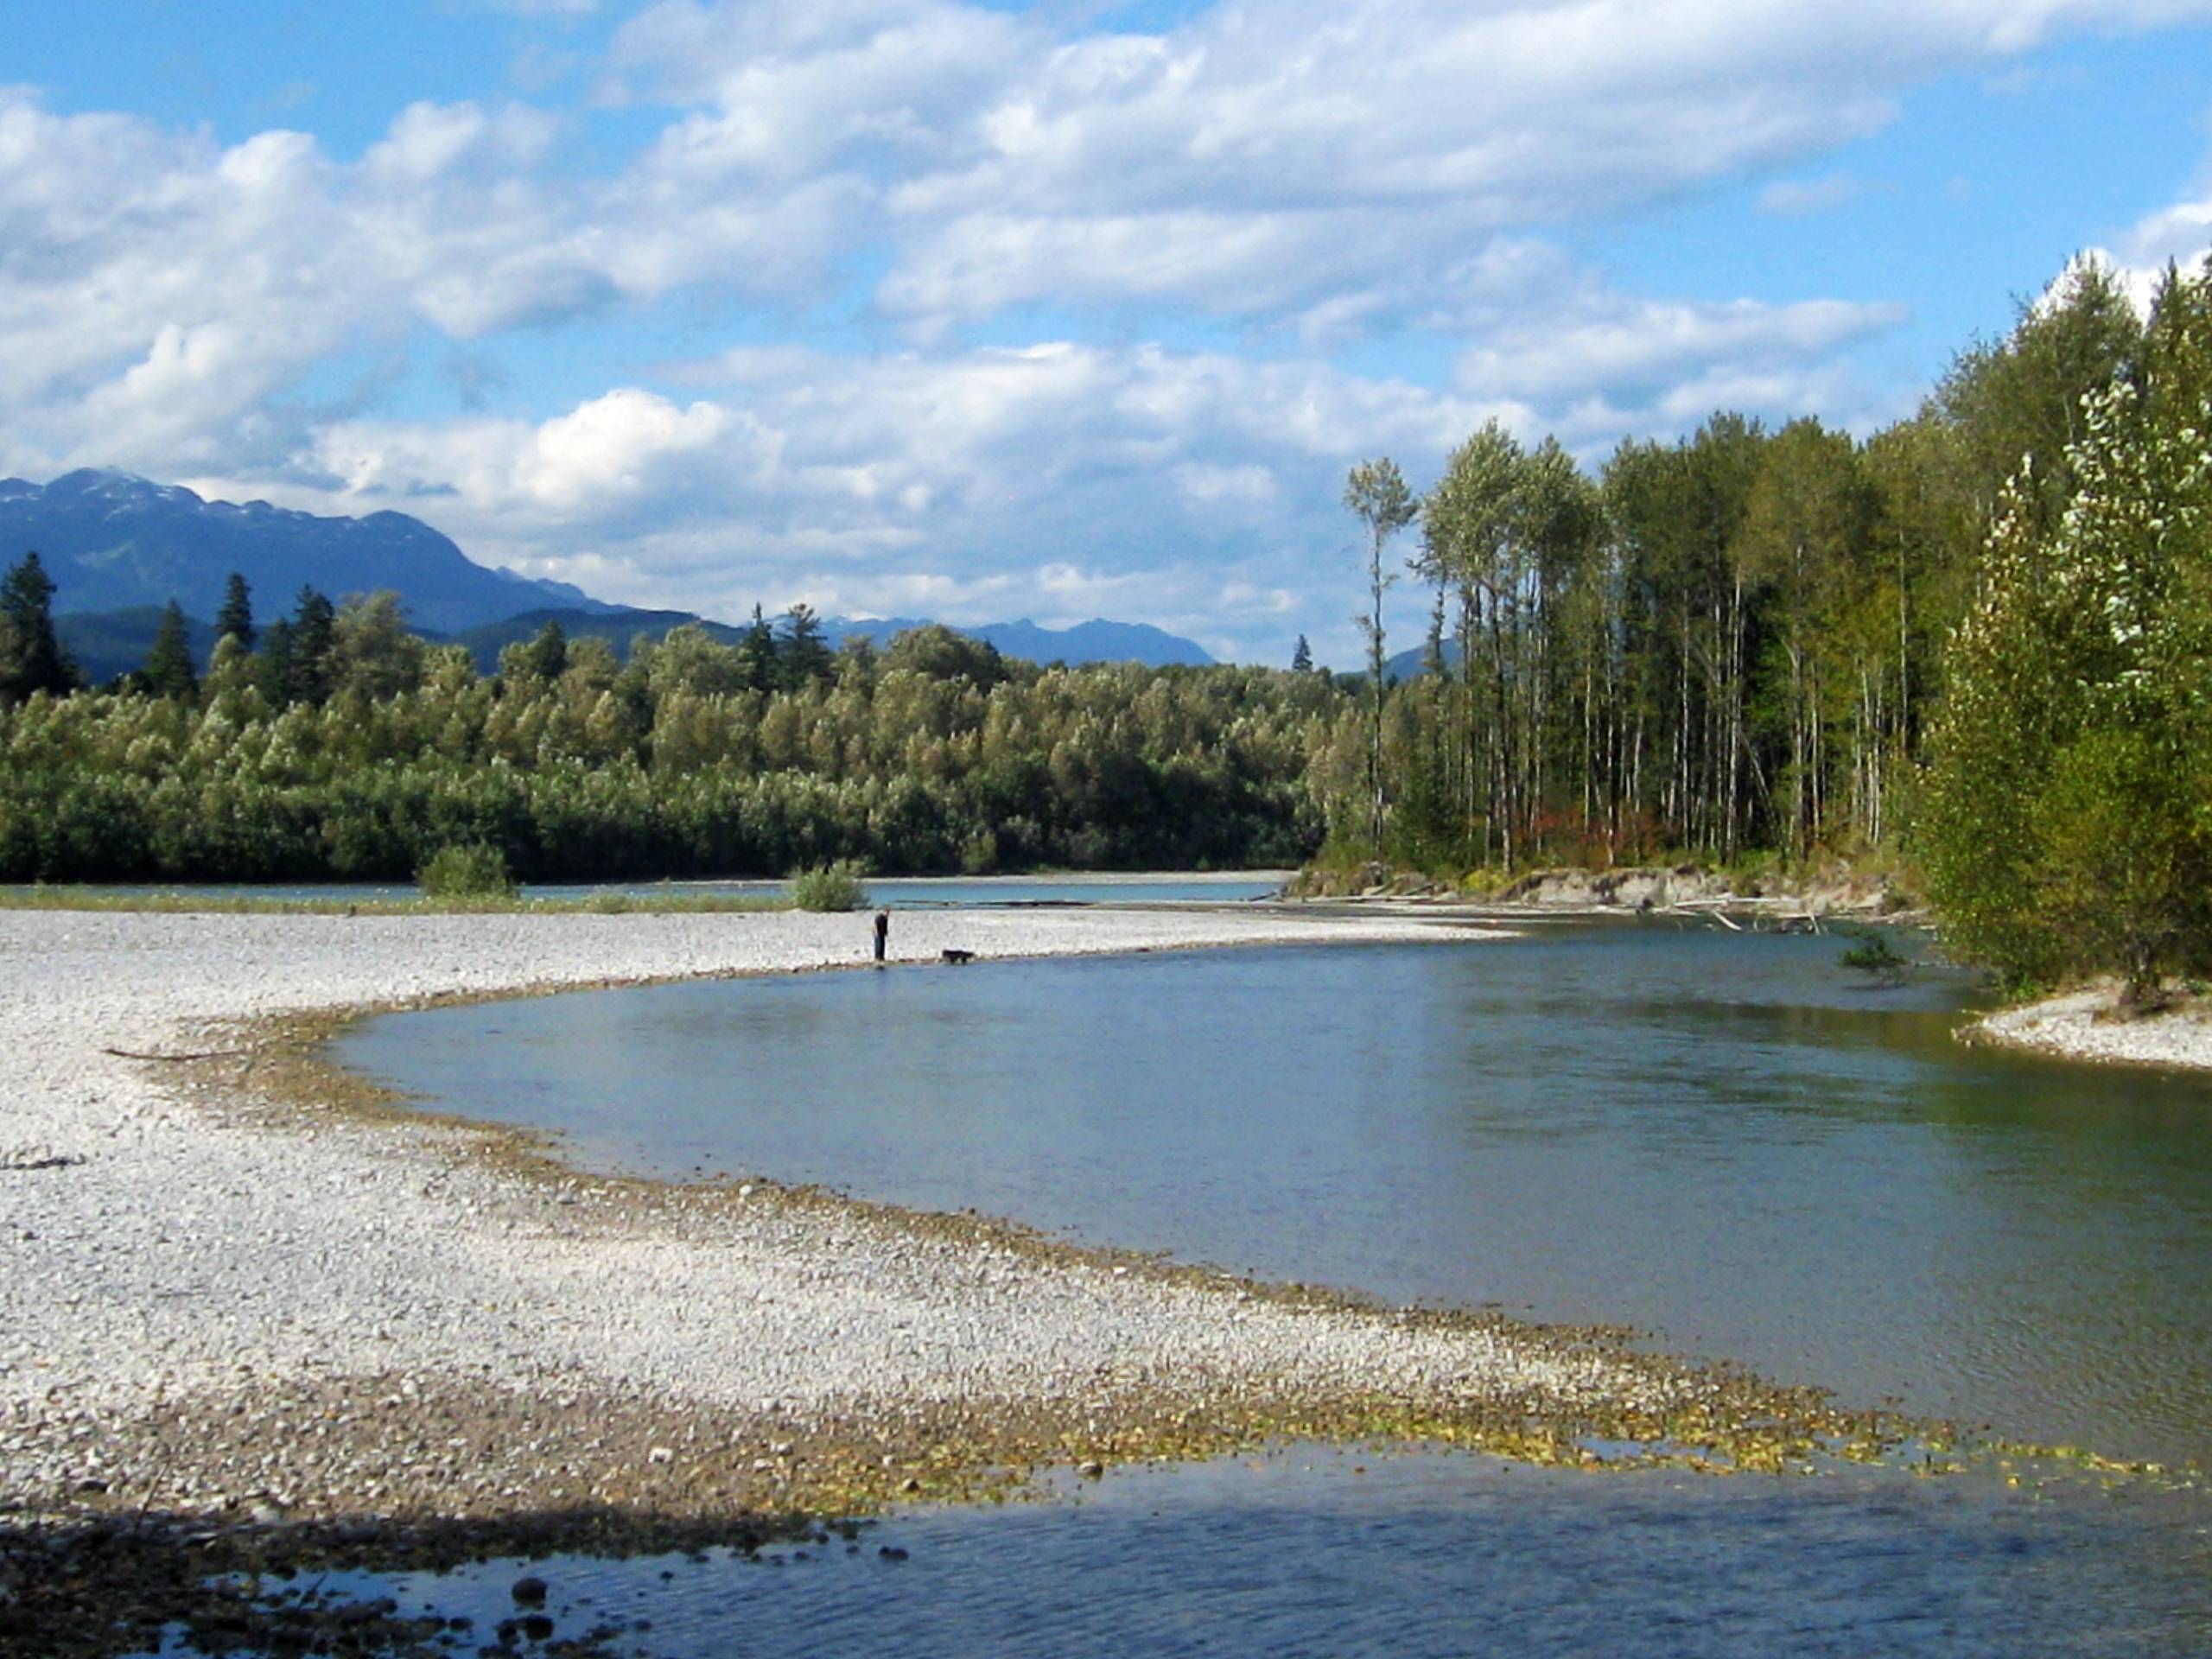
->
{"left": 941, "top": 948, "right": 976, "bottom": 965}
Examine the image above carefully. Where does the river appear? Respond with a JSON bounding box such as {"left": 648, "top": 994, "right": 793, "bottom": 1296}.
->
{"left": 309, "top": 916, "right": 2212, "bottom": 1656}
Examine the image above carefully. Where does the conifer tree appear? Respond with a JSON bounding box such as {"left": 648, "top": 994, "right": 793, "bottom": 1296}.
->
{"left": 0, "top": 550, "right": 76, "bottom": 703}
{"left": 288, "top": 587, "right": 337, "bottom": 706}
{"left": 737, "top": 604, "right": 777, "bottom": 691}
{"left": 778, "top": 603, "right": 834, "bottom": 689}
{"left": 143, "top": 599, "right": 198, "bottom": 701}
{"left": 213, "top": 572, "right": 255, "bottom": 652}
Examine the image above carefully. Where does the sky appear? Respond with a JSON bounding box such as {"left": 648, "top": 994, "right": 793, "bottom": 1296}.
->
{"left": 3, "top": 1, "right": 2211, "bottom": 665}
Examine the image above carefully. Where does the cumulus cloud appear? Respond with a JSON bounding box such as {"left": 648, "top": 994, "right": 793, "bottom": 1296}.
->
{"left": 6, "top": 1, "right": 2212, "bottom": 659}
{"left": 1456, "top": 294, "right": 1905, "bottom": 407}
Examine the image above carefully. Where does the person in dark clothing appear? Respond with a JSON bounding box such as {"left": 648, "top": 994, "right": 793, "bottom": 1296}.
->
{"left": 873, "top": 907, "right": 890, "bottom": 963}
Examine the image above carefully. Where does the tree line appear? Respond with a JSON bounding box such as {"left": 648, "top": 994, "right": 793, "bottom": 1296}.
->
{"left": 3, "top": 253, "right": 2207, "bottom": 996}
{"left": 1332, "top": 254, "right": 2211, "bottom": 993}
{"left": 0, "top": 578, "right": 1333, "bottom": 881}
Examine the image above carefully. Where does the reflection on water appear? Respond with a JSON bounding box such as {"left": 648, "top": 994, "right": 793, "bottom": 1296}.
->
{"left": 344, "top": 924, "right": 2212, "bottom": 1465}
{"left": 181, "top": 1451, "right": 2212, "bottom": 1659}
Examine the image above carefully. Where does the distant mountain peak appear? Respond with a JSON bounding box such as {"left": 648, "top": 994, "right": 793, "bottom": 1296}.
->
{"left": 1, "top": 467, "right": 604, "bottom": 634}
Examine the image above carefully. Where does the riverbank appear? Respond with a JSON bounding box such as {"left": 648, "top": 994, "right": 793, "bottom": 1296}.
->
{"left": 1287, "top": 861, "right": 1917, "bottom": 922}
{"left": 0, "top": 905, "right": 1893, "bottom": 1554}
{"left": 1970, "top": 982, "right": 2212, "bottom": 1074}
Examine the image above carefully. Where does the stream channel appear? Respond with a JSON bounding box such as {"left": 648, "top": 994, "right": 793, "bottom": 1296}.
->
{"left": 242, "top": 914, "right": 2212, "bottom": 1655}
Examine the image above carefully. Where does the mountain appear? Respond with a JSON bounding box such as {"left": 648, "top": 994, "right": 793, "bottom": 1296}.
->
{"left": 54, "top": 606, "right": 224, "bottom": 686}
{"left": 1382, "top": 637, "right": 1465, "bottom": 683}
{"left": 10, "top": 468, "right": 1217, "bottom": 674}
{"left": 0, "top": 469, "right": 609, "bottom": 634}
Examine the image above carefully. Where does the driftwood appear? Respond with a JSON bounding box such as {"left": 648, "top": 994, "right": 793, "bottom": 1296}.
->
{"left": 100, "top": 1046, "right": 255, "bottom": 1063}
{"left": 0, "top": 1152, "right": 85, "bottom": 1172}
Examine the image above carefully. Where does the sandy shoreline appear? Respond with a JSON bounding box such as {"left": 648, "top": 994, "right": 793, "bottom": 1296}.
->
{"left": 2, "top": 905, "right": 1881, "bottom": 1548}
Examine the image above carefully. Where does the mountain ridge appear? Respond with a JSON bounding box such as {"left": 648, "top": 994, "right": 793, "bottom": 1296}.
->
{"left": 15, "top": 469, "right": 1214, "bottom": 674}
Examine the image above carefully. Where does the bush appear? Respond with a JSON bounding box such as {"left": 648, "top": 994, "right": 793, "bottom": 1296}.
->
{"left": 788, "top": 859, "right": 869, "bottom": 912}
{"left": 1836, "top": 925, "right": 1910, "bottom": 988}
{"left": 416, "top": 842, "right": 518, "bottom": 900}
{"left": 787, "top": 862, "right": 871, "bottom": 915}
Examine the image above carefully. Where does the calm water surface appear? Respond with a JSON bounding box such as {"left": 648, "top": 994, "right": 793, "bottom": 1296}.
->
{"left": 345, "top": 922, "right": 2212, "bottom": 1465}
{"left": 178, "top": 1452, "right": 2211, "bottom": 1659}
{"left": 326, "top": 922, "right": 2212, "bottom": 1656}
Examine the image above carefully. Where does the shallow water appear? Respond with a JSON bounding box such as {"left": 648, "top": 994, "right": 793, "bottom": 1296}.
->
{"left": 344, "top": 922, "right": 2212, "bottom": 1465}
{"left": 159, "top": 1451, "right": 2212, "bottom": 1659}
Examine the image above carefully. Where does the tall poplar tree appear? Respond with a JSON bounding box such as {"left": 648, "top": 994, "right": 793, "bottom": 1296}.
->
{"left": 1344, "top": 458, "right": 1417, "bottom": 859}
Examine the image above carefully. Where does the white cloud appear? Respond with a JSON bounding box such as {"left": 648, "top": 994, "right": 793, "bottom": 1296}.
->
{"left": 313, "top": 388, "right": 748, "bottom": 518}
{"left": 6, "top": 3, "right": 2212, "bottom": 662}
{"left": 1456, "top": 295, "right": 1905, "bottom": 405}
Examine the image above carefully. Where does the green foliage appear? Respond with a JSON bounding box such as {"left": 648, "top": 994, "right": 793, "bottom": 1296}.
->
{"left": 1836, "top": 926, "right": 1911, "bottom": 987}
{"left": 213, "top": 572, "right": 255, "bottom": 652}
{"left": 1345, "top": 456, "right": 1418, "bottom": 860}
{"left": 416, "top": 842, "right": 519, "bottom": 901}
{"left": 142, "top": 601, "right": 198, "bottom": 702}
{"left": 0, "top": 632, "right": 1332, "bottom": 883}
{"left": 788, "top": 859, "right": 870, "bottom": 912}
{"left": 1923, "top": 260, "right": 2212, "bottom": 995}
{"left": 0, "top": 551, "right": 78, "bottom": 704}
{"left": 777, "top": 604, "right": 836, "bottom": 690}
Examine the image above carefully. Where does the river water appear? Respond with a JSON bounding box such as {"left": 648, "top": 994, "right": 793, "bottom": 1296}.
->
{"left": 343, "top": 921, "right": 2212, "bottom": 1465}
{"left": 315, "top": 919, "right": 2212, "bottom": 1656}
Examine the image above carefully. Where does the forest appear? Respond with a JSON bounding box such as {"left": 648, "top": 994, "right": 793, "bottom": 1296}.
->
{"left": 1, "top": 255, "right": 2208, "bottom": 994}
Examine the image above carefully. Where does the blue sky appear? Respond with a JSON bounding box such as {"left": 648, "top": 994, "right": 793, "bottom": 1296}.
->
{"left": 4, "top": 1, "right": 2210, "bottom": 664}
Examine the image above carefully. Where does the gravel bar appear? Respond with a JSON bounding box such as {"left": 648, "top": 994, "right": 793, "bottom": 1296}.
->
{"left": 0, "top": 906, "right": 1869, "bottom": 1542}
{"left": 1970, "top": 985, "right": 2212, "bottom": 1073}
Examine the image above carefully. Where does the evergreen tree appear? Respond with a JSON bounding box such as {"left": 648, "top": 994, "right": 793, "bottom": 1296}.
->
{"left": 737, "top": 604, "right": 778, "bottom": 691}
{"left": 0, "top": 550, "right": 76, "bottom": 704}
{"left": 287, "top": 586, "right": 337, "bottom": 706}
{"left": 518, "top": 618, "right": 568, "bottom": 683}
{"left": 256, "top": 617, "right": 297, "bottom": 707}
{"left": 1290, "top": 634, "right": 1313, "bottom": 673}
{"left": 142, "top": 599, "right": 199, "bottom": 701}
{"left": 214, "top": 572, "right": 256, "bottom": 652}
{"left": 778, "top": 603, "right": 835, "bottom": 689}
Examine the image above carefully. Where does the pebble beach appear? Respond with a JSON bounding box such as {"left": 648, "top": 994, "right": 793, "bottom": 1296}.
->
{"left": 0, "top": 904, "right": 1855, "bottom": 1548}
{"left": 1971, "top": 984, "right": 2212, "bottom": 1073}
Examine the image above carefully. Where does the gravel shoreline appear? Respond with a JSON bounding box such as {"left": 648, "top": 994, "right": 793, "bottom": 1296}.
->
{"left": 2, "top": 906, "right": 1877, "bottom": 1554}
{"left": 1969, "top": 985, "right": 2212, "bottom": 1073}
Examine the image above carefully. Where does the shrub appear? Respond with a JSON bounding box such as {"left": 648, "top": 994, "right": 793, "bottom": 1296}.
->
{"left": 788, "top": 859, "right": 869, "bottom": 912}
{"left": 1836, "top": 925, "right": 1910, "bottom": 988}
{"left": 416, "top": 842, "right": 518, "bottom": 900}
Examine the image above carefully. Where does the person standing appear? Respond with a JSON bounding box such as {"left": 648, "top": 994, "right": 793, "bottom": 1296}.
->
{"left": 873, "top": 907, "right": 890, "bottom": 964}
